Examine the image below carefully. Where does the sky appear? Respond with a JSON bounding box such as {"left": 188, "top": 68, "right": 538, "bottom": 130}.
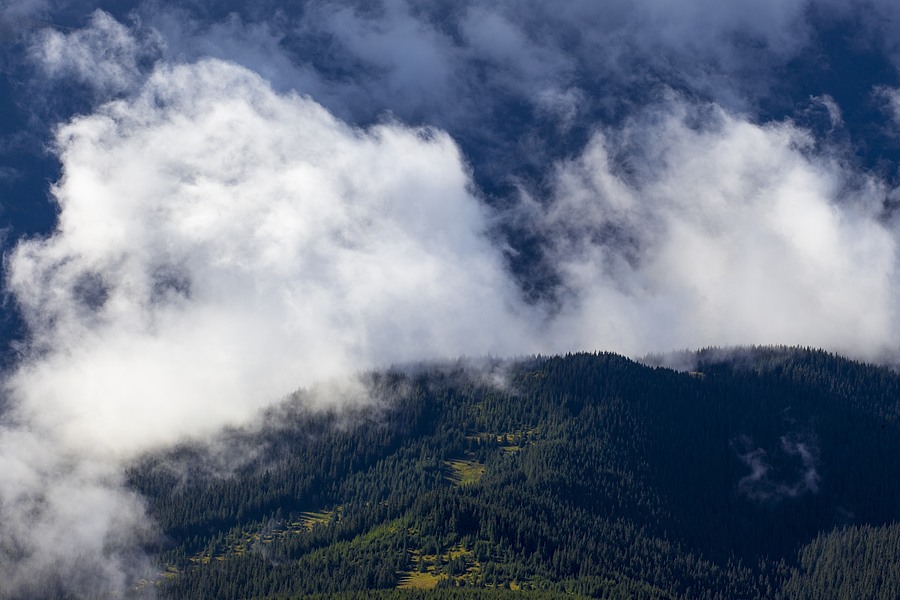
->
{"left": 1, "top": 0, "right": 900, "bottom": 596}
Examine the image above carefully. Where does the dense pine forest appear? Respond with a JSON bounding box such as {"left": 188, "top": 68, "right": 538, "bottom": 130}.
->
{"left": 124, "top": 347, "right": 899, "bottom": 599}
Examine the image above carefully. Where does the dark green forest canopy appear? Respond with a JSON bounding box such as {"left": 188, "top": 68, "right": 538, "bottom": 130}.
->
{"left": 124, "top": 347, "right": 899, "bottom": 599}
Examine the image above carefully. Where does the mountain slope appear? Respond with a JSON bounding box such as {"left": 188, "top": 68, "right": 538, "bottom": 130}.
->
{"left": 126, "top": 348, "right": 900, "bottom": 599}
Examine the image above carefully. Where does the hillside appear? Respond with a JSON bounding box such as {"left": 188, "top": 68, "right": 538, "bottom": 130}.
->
{"left": 125, "top": 348, "right": 900, "bottom": 599}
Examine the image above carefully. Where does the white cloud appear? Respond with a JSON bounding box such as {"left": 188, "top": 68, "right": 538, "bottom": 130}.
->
{"left": 7, "top": 57, "right": 537, "bottom": 456}
{"left": 542, "top": 99, "right": 900, "bottom": 359}
{"left": 0, "top": 427, "right": 155, "bottom": 598}
{"left": 30, "top": 10, "right": 162, "bottom": 97}
{"left": 879, "top": 86, "right": 900, "bottom": 126}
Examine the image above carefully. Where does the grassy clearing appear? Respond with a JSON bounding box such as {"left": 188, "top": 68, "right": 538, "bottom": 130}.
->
{"left": 184, "top": 506, "right": 344, "bottom": 566}
{"left": 398, "top": 544, "right": 482, "bottom": 590}
{"left": 445, "top": 458, "right": 486, "bottom": 486}
{"left": 397, "top": 570, "right": 447, "bottom": 589}
{"left": 298, "top": 508, "right": 340, "bottom": 530}
{"left": 466, "top": 427, "right": 540, "bottom": 454}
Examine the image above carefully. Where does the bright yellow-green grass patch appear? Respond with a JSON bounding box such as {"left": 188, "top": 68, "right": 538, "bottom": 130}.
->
{"left": 445, "top": 458, "right": 486, "bottom": 486}
{"left": 396, "top": 570, "right": 447, "bottom": 589}
{"left": 398, "top": 544, "right": 482, "bottom": 590}
{"left": 298, "top": 508, "right": 340, "bottom": 530}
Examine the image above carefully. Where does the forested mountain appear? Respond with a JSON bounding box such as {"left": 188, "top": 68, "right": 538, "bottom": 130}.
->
{"left": 125, "top": 347, "right": 899, "bottom": 599}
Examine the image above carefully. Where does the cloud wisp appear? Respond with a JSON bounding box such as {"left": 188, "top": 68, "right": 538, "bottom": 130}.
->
{"left": 735, "top": 433, "right": 821, "bottom": 503}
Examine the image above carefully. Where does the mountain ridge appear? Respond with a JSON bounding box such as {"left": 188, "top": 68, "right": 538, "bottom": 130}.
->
{"left": 120, "top": 346, "right": 899, "bottom": 599}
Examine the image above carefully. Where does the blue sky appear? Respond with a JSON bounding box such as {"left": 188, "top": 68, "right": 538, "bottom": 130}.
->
{"left": 1, "top": 1, "right": 900, "bottom": 595}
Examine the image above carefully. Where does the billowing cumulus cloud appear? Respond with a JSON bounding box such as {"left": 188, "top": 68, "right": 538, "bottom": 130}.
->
{"left": 7, "top": 57, "right": 537, "bottom": 455}
{"left": 542, "top": 99, "right": 900, "bottom": 359}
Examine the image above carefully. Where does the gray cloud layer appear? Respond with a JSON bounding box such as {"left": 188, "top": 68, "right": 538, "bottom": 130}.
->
{"left": 3, "top": 2, "right": 900, "bottom": 596}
